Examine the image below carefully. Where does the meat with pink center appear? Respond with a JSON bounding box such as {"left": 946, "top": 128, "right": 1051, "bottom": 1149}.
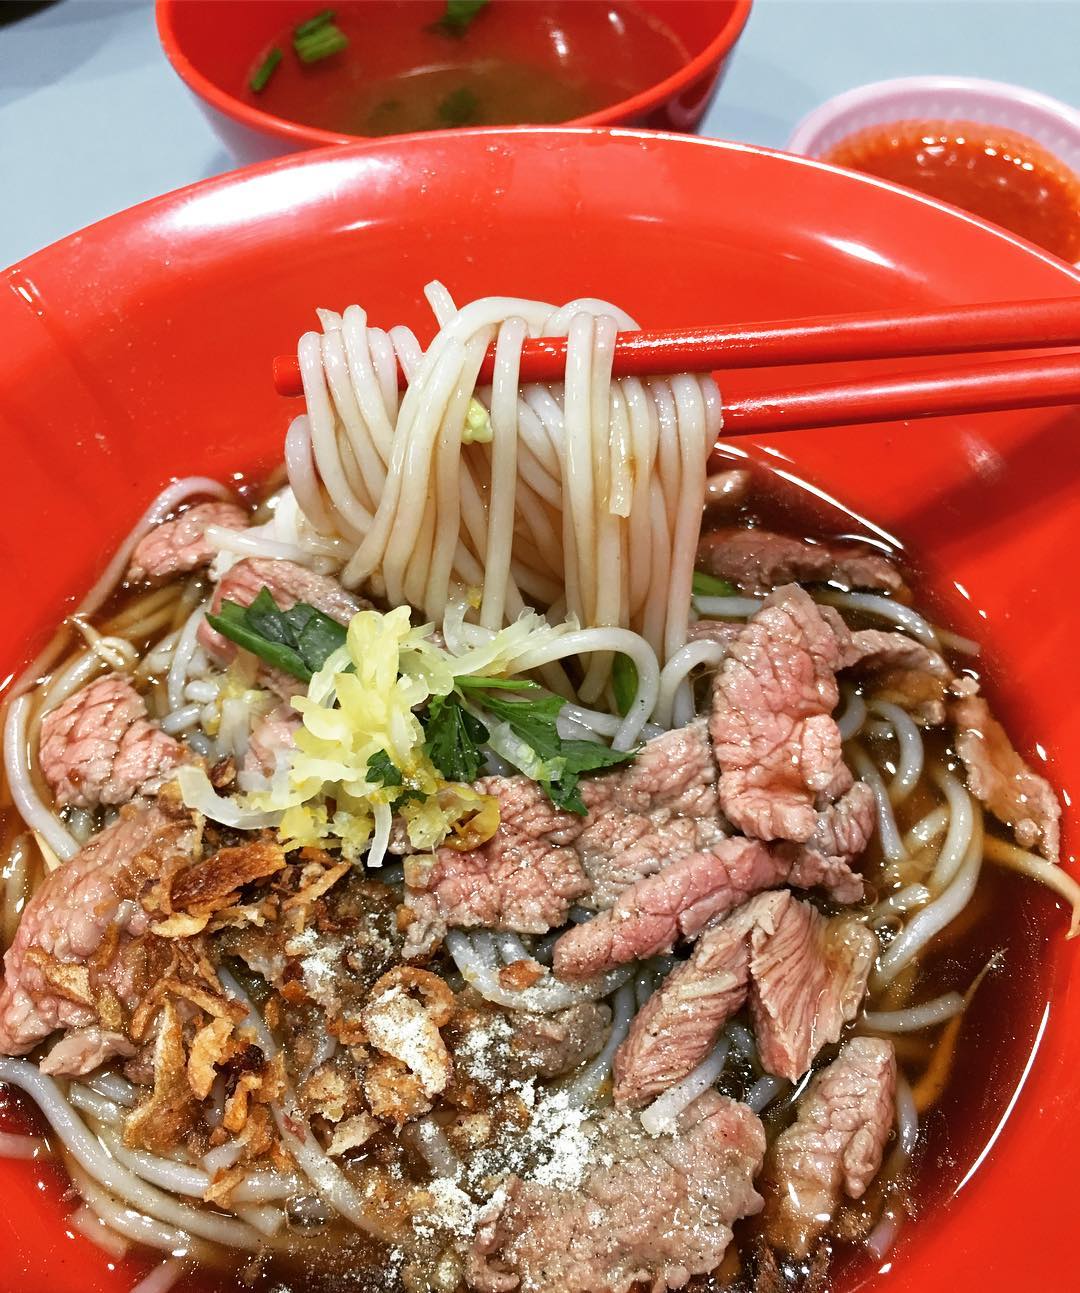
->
{"left": 952, "top": 694, "right": 1061, "bottom": 861}
{"left": 612, "top": 891, "right": 876, "bottom": 1108}
{"left": 468, "top": 1092, "right": 766, "bottom": 1293}
{"left": 0, "top": 804, "right": 198, "bottom": 1065}
{"left": 127, "top": 501, "right": 248, "bottom": 583}
{"left": 696, "top": 527, "right": 903, "bottom": 596}
{"left": 708, "top": 585, "right": 851, "bottom": 842}
{"left": 765, "top": 1036, "right": 897, "bottom": 1256}
{"left": 39, "top": 674, "right": 183, "bottom": 809}
{"left": 198, "top": 557, "right": 368, "bottom": 661}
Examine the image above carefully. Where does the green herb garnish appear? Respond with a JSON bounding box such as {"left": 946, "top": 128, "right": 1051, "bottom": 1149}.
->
{"left": 366, "top": 750, "right": 425, "bottom": 806}
{"left": 472, "top": 687, "right": 635, "bottom": 814}
{"left": 293, "top": 9, "right": 349, "bottom": 63}
{"left": 432, "top": 0, "right": 491, "bottom": 37}
{"left": 206, "top": 588, "right": 347, "bottom": 682}
{"left": 249, "top": 47, "right": 283, "bottom": 93}
{"left": 611, "top": 654, "right": 639, "bottom": 718}
{"left": 692, "top": 570, "right": 739, "bottom": 597}
{"left": 437, "top": 85, "right": 480, "bottom": 127}
{"left": 294, "top": 8, "right": 336, "bottom": 38}
{"left": 423, "top": 695, "right": 490, "bottom": 784}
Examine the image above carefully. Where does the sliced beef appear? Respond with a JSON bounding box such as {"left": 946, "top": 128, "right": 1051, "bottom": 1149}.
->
{"left": 127, "top": 501, "right": 248, "bottom": 583}
{"left": 39, "top": 675, "right": 183, "bottom": 810}
{"left": 575, "top": 721, "right": 723, "bottom": 910}
{"left": 405, "top": 725, "right": 724, "bottom": 945}
{"left": 612, "top": 896, "right": 765, "bottom": 1110}
{"left": 709, "top": 585, "right": 851, "bottom": 842}
{"left": 839, "top": 628, "right": 952, "bottom": 682}
{"left": 198, "top": 557, "right": 367, "bottom": 661}
{"left": 553, "top": 837, "right": 787, "bottom": 981}
{"left": 953, "top": 695, "right": 1061, "bottom": 861}
{"left": 0, "top": 804, "right": 198, "bottom": 1061}
{"left": 404, "top": 778, "right": 589, "bottom": 939}
{"left": 497, "top": 1001, "right": 612, "bottom": 1081}
{"left": 749, "top": 901, "right": 876, "bottom": 1082}
{"left": 613, "top": 892, "right": 876, "bottom": 1108}
{"left": 697, "top": 528, "right": 903, "bottom": 596}
{"left": 765, "top": 1037, "right": 896, "bottom": 1256}
{"left": 785, "top": 782, "right": 875, "bottom": 904}
{"left": 469, "top": 1092, "right": 765, "bottom": 1293}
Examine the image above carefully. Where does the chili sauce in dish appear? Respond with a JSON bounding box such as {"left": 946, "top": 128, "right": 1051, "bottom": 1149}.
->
{"left": 824, "top": 120, "right": 1080, "bottom": 262}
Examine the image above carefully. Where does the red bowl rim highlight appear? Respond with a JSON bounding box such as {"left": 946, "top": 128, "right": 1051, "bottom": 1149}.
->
{"left": 155, "top": 0, "right": 754, "bottom": 148}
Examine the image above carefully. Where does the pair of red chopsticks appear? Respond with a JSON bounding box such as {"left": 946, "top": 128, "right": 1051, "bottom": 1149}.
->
{"left": 271, "top": 296, "right": 1080, "bottom": 435}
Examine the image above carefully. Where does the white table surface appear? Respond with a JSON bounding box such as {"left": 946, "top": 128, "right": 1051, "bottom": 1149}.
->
{"left": 1, "top": 0, "right": 1078, "bottom": 267}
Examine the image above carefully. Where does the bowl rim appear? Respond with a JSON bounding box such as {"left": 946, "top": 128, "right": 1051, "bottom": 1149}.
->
{"left": 154, "top": 0, "right": 753, "bottom": 148}
{"left": 8, "top": 124, "right": 1080, "bottom": 285}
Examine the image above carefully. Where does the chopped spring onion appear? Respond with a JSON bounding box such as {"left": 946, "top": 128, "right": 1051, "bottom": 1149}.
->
{"left": 293, "top": 11, "right": 349, "bottom": 64}
{"left": 434, "top": 0, "right": 491, "bottom": 36}
{"left": 249, "top": 47, "right": 282, "bottom": 93}
{"left": 691, "top": 570, "right": 738, "bottom": 598}
{"left": 293, "top": 8, "right": 336, "bottom": 39}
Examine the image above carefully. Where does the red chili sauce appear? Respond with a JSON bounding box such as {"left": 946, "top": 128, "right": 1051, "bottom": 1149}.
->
{"left": 825, "top": 119, "right": 1080, "bottom": 263}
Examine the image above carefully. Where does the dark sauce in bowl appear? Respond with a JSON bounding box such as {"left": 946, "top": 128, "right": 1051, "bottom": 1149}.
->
{"left": 244, "top": 1, "right": 690, "bottom": 135}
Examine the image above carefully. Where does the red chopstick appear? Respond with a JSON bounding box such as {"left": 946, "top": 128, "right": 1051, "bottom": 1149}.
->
{"left": 717, "top": 350, "right": 1080, "bottom": 436}
{"left": 271, "top": 296, "right": 1080, "bottom": 398}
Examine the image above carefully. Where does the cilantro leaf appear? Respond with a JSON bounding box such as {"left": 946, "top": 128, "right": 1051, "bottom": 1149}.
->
{"left": 366, "top": 750, "right": 424, "bottom": 807}
{"left": 206, "top": 588, "right": 347, "bottom": 682}
{"left": 423, "top": 695, "right": 489, "bottom": 783}
{"left": 476, "top": 689, "right": 635, "bottom": 814}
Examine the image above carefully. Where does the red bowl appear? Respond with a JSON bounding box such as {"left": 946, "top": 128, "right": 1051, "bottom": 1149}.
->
{"left": 156, "top": 0, "right": 753, "bottom": 164}
{"left": 0, "top": 129, "right": 1078, "bottom": 1291}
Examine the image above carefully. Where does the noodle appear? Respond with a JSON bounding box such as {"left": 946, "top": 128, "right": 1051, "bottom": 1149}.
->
{"left": 287, "top": 291, "right": 719, "bottom": 691}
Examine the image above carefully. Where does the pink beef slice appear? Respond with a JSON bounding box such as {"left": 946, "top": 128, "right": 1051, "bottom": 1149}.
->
{"left": 0, "top": 804, "right": 198, "bottom": 1067}
{"left": 404, "top": 777, "right": 590, "bottom": 937}
{"left": 405, "top": 722, "right": 724, "bottom": 949}
{"left": 708, "top": 585, "right": 852, "bottom": 842}
{"left": 553, "top": 836, "right": 788, "bottom": 981}
{"left": 952, "top": 695, "right": 1061, "bottom": 862}
{"left": 612, "top": 895, "right": 767, "bottom": 1110}
{"left": 785, "top": 781, "right": 876, "bottom": 904}
{"left": 39, "top": 675, "right": 183, "bottom": 810}
{"left": 198, "top": 557, "right": 368, "bottom": 660}
{"left": 468, "top": 1091, "right": 766, "bottom": 1293}
{"left": 575, "top": 721, "right": 725, "bottom": 910}
{"left": 127, "top": 501, "right": 248, "bottom": 583}
{"left": 613, "top": 892, "right": 876, "bottom": 1108}
{"left": 749, "top": 898, "right": 876, "bottom": 1082}
{"left": 696, "top": 527, "right": 903, "bottom": 596}
{"left": 765, "top": 1036, "right": 896, "bottom": 1256}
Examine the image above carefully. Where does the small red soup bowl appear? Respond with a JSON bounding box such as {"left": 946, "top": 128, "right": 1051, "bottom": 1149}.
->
{"left": 0, "top": 129, "right": 1077, "bottom": 1291}
{"left": 157, "top": 0, "right": 753, "bottom": 164}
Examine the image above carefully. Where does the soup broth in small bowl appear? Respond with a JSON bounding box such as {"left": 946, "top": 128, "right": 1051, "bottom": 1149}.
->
{"left": 158, "top": 0, "right": 752, "bottom": 163}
